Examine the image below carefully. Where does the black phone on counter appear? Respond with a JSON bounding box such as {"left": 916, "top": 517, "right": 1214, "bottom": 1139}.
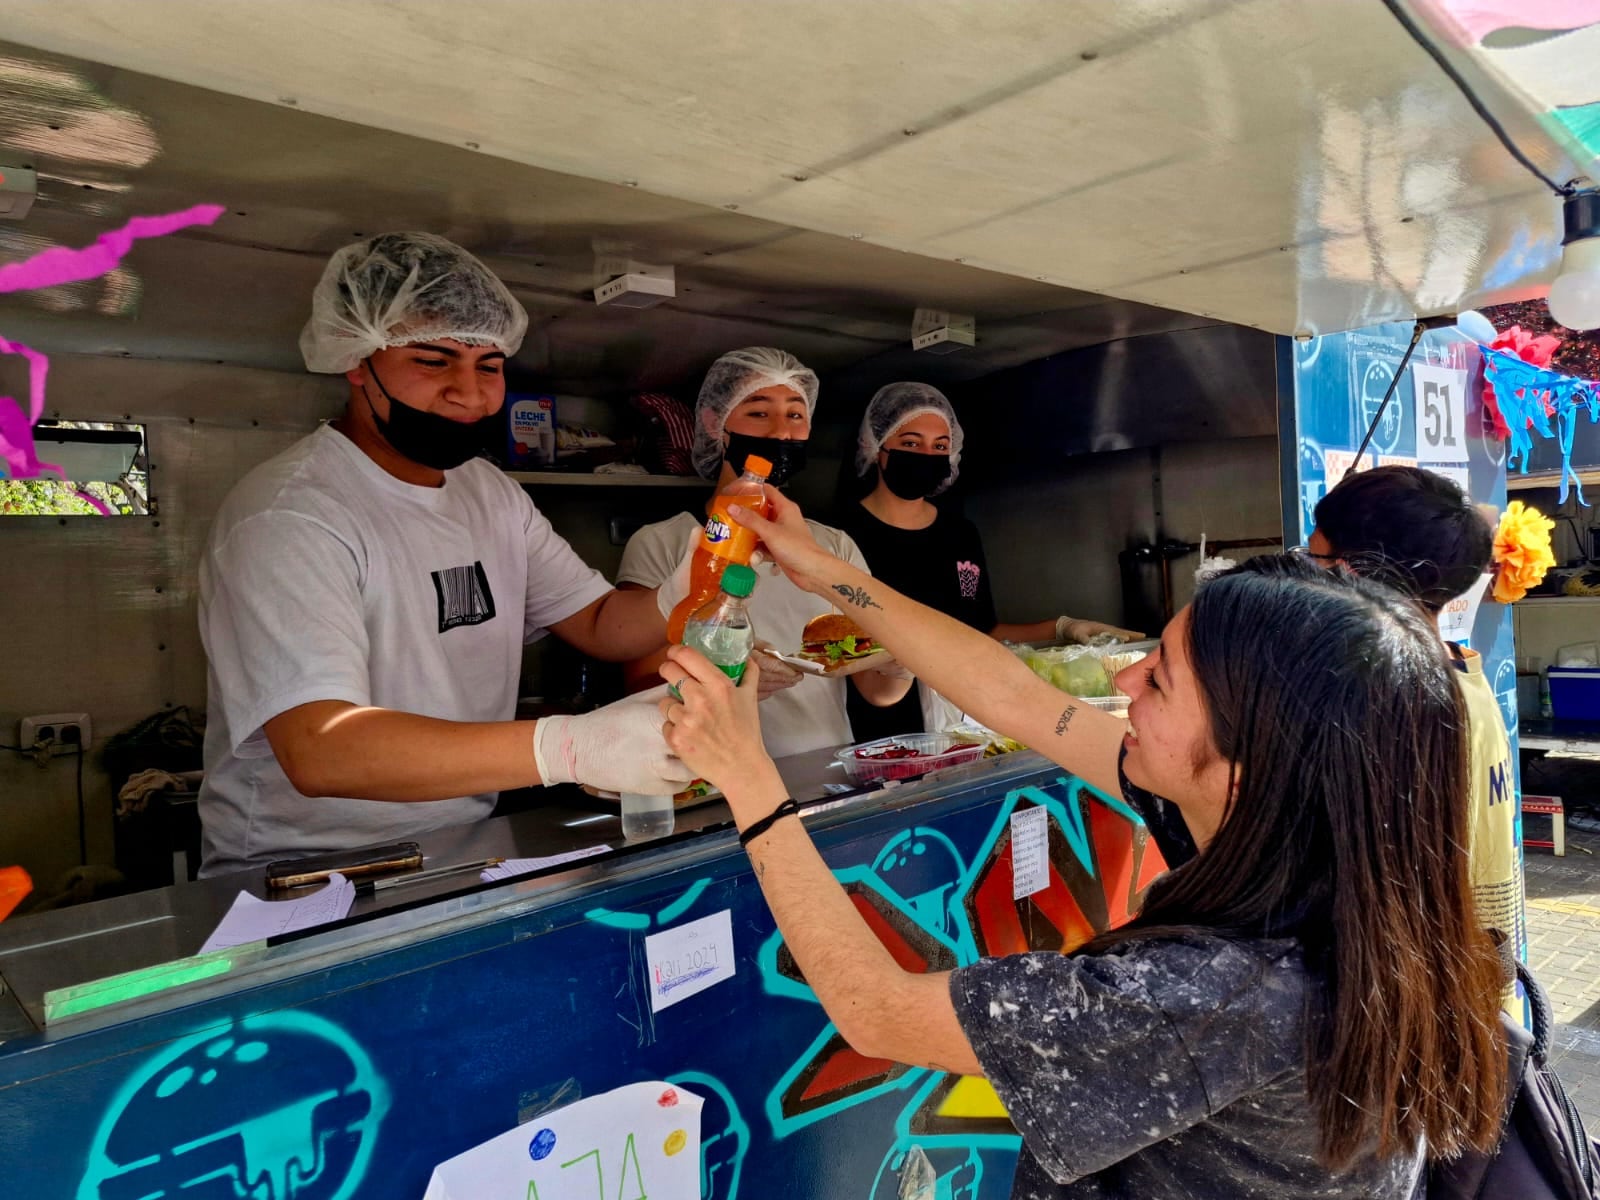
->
{"left": 263, "top": 842, "right": 423, "bottom": 890}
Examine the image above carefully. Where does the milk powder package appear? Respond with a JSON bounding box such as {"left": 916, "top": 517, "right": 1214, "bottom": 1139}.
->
{"left": 505, "top": 393, "right": 557, "bottom": 467}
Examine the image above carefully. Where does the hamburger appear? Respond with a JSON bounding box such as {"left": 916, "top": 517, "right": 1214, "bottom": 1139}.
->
{"left": 799, "top": 613, "right": 882, "bottom": 664}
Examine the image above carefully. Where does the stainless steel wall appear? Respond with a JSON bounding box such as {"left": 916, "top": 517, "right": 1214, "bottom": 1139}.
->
{"left": 0, "top": 353, "right": 340, "bottom": 886}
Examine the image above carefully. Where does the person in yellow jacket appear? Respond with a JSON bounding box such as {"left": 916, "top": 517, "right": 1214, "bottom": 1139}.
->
{"left": 1306, "top": 466, "right": 1521, "bottom": 981}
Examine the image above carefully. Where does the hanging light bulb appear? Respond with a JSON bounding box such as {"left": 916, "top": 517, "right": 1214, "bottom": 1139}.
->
{"left": 1548, "top": 190, "right": 1600, "bottom": 331}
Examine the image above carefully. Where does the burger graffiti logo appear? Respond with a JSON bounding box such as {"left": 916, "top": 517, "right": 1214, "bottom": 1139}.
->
{"left": 77, "top": 1011, "right": 389, "bottom": 1200}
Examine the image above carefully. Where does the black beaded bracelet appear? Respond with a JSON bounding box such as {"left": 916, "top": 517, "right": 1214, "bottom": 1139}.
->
{"left": 738, "top": 798, "right": 802, "bottom": 848}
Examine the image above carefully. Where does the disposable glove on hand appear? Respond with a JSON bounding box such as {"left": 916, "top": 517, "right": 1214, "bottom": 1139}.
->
{"left": 533, "top": 687, "right": 696, "bottom": 795}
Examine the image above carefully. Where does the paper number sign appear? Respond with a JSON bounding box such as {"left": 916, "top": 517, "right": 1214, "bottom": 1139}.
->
{"left": 1412, "top": 364, "right": 1470, "bottom": 464}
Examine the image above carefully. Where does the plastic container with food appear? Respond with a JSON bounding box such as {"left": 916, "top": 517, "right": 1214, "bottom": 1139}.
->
{"left": 835, "top": 733, "right": 986, "bottom": 784}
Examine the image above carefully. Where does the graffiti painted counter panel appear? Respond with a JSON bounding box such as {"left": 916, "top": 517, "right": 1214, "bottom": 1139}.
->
{"left": 0, "top": 754, "right": 1163, "bottom": 1199}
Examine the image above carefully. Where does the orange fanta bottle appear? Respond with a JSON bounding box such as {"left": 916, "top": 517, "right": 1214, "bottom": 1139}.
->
{"left": 667, "top": 454, "right": 772, "bottom": 641}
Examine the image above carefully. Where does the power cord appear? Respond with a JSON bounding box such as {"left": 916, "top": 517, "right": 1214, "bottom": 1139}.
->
{"left": 1381, "top": 0, "right": 1576, "bottom": 198}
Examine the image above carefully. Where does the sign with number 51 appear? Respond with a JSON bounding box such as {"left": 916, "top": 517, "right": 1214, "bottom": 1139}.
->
{"left": 1412, "top": 363, "right": 1470, "bottom": 464}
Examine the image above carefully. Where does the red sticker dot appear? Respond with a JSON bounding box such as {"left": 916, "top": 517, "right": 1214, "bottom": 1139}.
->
{"left": 657, "top": 1087, "right": 679, "bottom": 1107}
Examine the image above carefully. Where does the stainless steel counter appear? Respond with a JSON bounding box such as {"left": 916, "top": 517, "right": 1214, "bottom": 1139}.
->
{"left": 0, "top": 744, "right": 1022, "bottom": 1038}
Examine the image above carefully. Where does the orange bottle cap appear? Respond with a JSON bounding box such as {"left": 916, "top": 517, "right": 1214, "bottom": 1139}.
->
{"left": 744, "top": 454, "right": 773, "bottom": 476}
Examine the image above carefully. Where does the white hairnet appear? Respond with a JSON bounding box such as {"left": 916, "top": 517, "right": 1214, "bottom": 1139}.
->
{"left": 300, "top": 232, "right": 528, "bottom": 374}
{"left": 692, "top": 346, "right": 820, "bottom": 479}
{"left": 856, "top": 381, "right": 964, "bottom": 493}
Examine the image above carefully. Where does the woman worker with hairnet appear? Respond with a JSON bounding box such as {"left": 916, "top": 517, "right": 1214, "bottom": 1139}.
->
{"left": 195, "top": 232, "right": 691, "bottom": 877}
{"left": 617, "top": 348, "right": 914, "bottom": 757}
{"left": 840, "top": 382, "right": 1142, "bottom": 739}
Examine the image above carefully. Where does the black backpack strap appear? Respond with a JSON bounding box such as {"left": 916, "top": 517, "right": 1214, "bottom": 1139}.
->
{"left": 1517, "top": 960, "right": 1555, "bottom": 1066}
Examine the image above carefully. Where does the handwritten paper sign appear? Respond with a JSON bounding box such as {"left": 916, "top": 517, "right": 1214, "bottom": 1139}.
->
{"left": 1011, "top": 806, "right": 1050, "bottom": 900}
{"left": 1413, "top": 364, "right": 1471, "bottom": 464}
{"left": 1439, "top": 575, "right": 1490, "bottom": 646}
{"left": 424, "top": 1080, "right": 703, "bottom": 1200}
{"left": 645, "top": 909, "right": 735, "bottom": 1013}
{"left": 199, "top": 872, "right": 354, "bottom": 953}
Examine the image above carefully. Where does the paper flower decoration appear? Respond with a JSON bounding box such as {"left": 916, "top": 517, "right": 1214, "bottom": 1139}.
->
{"left": 1491, "top": 501, "right": 1556, "bottom": 603}
{"left": 1482, "top": 324, "right": 1562, "bottom": 440}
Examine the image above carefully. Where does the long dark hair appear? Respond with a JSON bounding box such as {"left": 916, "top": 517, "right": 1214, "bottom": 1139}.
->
{"left": 1092, "top": 555, "right": 1504, "bottom": 1167}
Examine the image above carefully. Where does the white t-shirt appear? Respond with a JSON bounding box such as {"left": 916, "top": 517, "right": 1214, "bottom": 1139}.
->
{"left": 617, "top": 512, "right": 870, "bottom": 760}
{"left": 197, "top": 426, "right": 612, "bottom": 876}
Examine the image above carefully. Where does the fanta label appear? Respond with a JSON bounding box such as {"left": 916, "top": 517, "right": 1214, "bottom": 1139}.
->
{"left": 704, "top": 517, "right": 733, "bottom": 545}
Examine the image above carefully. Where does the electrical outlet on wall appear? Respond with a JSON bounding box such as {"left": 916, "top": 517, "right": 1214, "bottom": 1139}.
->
{"left": 19, "top": 712, "right": 91, "bottom": 756}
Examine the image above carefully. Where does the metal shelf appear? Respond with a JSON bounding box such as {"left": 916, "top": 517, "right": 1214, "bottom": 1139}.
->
{"left": 1507, "top": 468, "right": 1600, "bottom": 493}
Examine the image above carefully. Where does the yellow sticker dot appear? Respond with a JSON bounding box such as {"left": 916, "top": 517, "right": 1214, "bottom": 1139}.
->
{"left": 663, "top": 1129, "right": 687, "bottom": 1157}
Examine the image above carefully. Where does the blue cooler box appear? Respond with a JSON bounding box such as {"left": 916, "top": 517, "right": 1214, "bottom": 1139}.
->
{"left": 1547, "top": 666, "right": 1600, "bottom": 721}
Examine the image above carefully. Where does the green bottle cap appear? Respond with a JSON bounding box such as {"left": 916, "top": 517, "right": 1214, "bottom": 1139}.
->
{"left": 721, "top": 563, "right": 756, "bottom": 597}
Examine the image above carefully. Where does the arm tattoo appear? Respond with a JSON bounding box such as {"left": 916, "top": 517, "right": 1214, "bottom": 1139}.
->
{"left": 1053, "top": 705, "right": 1078, "bottom": 737}
{"left": 830, "top": 583, "right": 883, "bottom": 611}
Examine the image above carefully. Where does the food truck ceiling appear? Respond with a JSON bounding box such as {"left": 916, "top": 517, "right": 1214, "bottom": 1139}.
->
{"left": 0, "top": 1, "right": 1582, "bottom": 381}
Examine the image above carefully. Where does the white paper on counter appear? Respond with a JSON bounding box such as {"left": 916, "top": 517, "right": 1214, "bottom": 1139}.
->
{"left": 199, "top": 872, "right": 354, "bottom": 954}
{"left": 481, "top": 845, "right": 612, "bottom": 882}
{"left": 424, "top": 1080, "right": 703, "bottom": 1200}
{"left": 1011, "top": 806, "right": 1050, "bottom": 901}
{"left": 645, "top": 909, "right": 735, "bottom": 1013}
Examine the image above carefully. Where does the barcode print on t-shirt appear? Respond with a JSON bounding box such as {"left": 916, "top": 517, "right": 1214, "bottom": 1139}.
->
{"left": 432, "top": 561, "right": 497, "bottom": 632}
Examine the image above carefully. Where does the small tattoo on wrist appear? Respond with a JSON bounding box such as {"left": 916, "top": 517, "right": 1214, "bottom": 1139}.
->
{"left": 831, "top": 583, "right": 882, "bottom": 611}
{"left": 1053, "top": 706, "right": 1077, "bottom": 736}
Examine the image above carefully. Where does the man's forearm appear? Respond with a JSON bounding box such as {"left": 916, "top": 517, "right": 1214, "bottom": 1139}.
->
{"left": 266, "top": 702, "right": 541, "bottom": 800}
{"left": 563, "top": 587, "right": 670, "bottom": 662}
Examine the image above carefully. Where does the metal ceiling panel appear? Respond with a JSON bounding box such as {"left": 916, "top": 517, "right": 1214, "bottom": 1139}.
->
{"left": 0, "top": 0, "right": 1581, "bottom": 338}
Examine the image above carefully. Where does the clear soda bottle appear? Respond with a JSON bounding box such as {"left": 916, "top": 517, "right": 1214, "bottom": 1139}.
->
{"left": 682, "top": 563, "right": 757, "bottom": 684}
{"left": 666, "top": 456, "right": 771, "bottom": 642}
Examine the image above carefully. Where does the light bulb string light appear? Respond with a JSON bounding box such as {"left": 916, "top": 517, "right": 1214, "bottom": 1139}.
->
{"left": 1381, "top": 0, "right": 1577, "bottom": 198}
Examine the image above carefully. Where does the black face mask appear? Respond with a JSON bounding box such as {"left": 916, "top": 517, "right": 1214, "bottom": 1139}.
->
{"left": 879, "top": 450, "right": 952, "bottom": 499}
{"left": 724, "top": 431, "right": 808, "bottom": 486}
{"left": 363, "top": 359, "right": 492, "bottom": 472}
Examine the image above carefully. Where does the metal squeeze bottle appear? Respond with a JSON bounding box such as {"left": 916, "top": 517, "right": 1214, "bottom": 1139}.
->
{"left": 666, "top": 455, "right": 772, "bottom": 643}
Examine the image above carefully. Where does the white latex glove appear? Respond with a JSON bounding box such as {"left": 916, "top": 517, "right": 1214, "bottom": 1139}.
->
{"left": 1056, "top": 616, "right": 1146, "bottom": 645}
{"left": 751, "top": 642, "right": 803, "bottom": 701}
{"left": 534, "top": 686, "right": 696, "bottom": 795}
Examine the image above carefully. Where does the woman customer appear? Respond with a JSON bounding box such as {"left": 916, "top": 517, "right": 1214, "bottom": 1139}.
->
{"left": 840, "top": 381, "right": 1139, "bottom": 739}
{"left": 658, "top": 489, "right": 1505, "bottom": 1198}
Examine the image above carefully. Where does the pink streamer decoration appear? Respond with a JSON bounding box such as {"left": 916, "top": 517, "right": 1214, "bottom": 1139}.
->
{"left": 0, "top": 203, "right": 224, "bottom": 481}
{"left": 73, "top": 488, "right": 115, "bottom": 516}
{"left": 0, "top": 203, "right": 224, "bottom": 295}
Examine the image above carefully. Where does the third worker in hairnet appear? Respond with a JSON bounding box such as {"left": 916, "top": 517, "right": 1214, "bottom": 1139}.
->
{"left": 617, "top": 347, "right": 914, "bottom": 757}
{"left": 839, "top": 381, "right": 1142, "bottom": 738}
{"left": 196, "top": 231, "right": 691, "bottom": 876}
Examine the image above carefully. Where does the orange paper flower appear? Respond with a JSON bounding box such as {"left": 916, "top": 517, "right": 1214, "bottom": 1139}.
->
{"left": 1491, "top": 501, "right": 1556, "bottom": 604}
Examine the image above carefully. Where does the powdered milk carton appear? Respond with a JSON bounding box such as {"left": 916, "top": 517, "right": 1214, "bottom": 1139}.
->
{"left": 506, "top": 393, "right": 557, "bottom": 467}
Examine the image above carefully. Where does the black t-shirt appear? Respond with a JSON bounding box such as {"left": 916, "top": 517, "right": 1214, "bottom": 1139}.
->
{"left": 839, "top": 504, "right": 999, "bottom": 741}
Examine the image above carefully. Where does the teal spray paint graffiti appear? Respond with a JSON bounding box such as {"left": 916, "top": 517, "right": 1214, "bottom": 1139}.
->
{"left": 77, "top": 1010, "right": 389, "bottom": 1200}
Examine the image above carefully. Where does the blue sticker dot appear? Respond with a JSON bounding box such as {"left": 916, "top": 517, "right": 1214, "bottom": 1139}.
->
{"left": 913, "top": 843, "right": 926, "bottom": 855}
{"left": 155, "top": 1066, "right": 193, "bottom": 1098}
{"left": 529, "top": 1128, "right": 557, "bottom": 1161}
{"left": 234, "top": 1041, "right": 269, "bottom": 1063}
{"left": 204, "top": 1038, "right": 234, "bottom": 1059}
{"left": 200, "top": 1069, "right": 218, "bottom": 1085}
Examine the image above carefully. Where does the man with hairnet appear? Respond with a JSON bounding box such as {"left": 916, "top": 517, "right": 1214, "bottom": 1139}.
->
{"left": 616, "top": 347, "right": 913, "bottom": 758}
{"left": 195, "top": 232, "right": 691, "bottom": 876}
{"left": 841, "top": 381, "right": 1142, "bottom": 739}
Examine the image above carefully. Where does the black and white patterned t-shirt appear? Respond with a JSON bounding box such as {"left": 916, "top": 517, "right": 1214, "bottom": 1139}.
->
{"left": 949, "top": 934, "right": 1423, "bottom": 1198}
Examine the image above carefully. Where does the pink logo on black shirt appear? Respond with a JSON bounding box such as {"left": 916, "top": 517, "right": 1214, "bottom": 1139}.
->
{"left": 956, "top": 560, "right": 981, "bottom": 599}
